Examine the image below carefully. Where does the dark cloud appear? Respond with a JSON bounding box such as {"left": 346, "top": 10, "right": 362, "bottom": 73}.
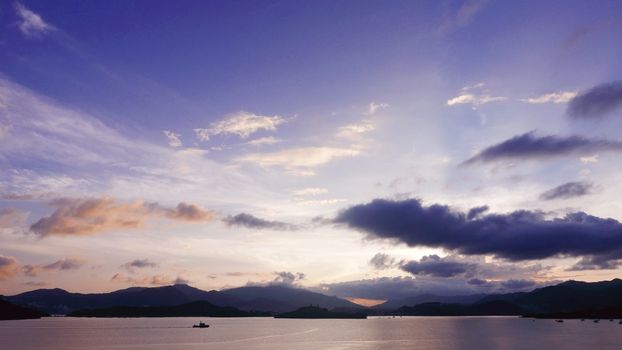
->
{"left": 462, "top": 131, "right": 622, "bottom": 165}
{"left": 467, "top": 278, "right": 488, "bottom": 286}
{"left": 567, "top": 81, "right": 622, "bottom": 119}
{"left": 467, "top": 206, "right": 489, "bottom": 220}
{"left": 539, "top": 181, "right": 594, "bottom": 201}
{"left": 122, "top": 259, "right": 158, "bottom": 272}
{"left": 320, "top": 275, "right": 546, "bottom": 300}
{"left": 369, "top": 253, "right": 396, "bottom": 270}
{"left": 400, "top": 254, "right": 475, "bottom": 277}
{"left": 335, "top": 198, "right": 622, "bottom": 265}
{"left": 273, "top": 271, "right": 305, "bottom": 286}
{"left": 223, "top": 213, "right": 297, "bottom": 230}
{"left": 568, "top": 255, "right": 622, "bottom": 271}
{"left": 501, "top": 279, "right": 536, "bottom": 290}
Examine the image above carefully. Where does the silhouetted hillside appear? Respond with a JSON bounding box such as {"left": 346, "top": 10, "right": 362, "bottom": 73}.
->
{"left": 375, "top": 293, "right": 487, "bottom": 310}
{"left": 8, "top": 284, "right": 360, "bottom": 314}
{"left": 275, "top": 306, "right": 367, "bottom": 319}
{"left": 0, "top": 298, "right": 48, "bottom": 320}
{"left": 398, "top": 300, "right": 523, "bottom": 316}
{"left": 67, "top": 300, "right": 270, "bottom": 318}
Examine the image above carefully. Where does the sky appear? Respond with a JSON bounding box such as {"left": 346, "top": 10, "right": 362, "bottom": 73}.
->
{"left": 1, "top": 0, "right": 622, "bottom": 305}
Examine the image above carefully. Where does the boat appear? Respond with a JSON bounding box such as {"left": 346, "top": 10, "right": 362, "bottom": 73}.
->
{"left": 619, "top": 320, "right": 622, "bottom": 324}
{"left": 555, "top": 319, "right": 563, "bottom": 323}
{"left": 193, "top": 321, "right": 210, "bottom": 328}
{"left": 593, "top": 319, "right": 600, "bottom": 323}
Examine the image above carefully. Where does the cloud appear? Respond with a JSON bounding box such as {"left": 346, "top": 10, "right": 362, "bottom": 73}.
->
{"left": 365, "top": 102, "right": 389, "bottom": 115}
{"left": 569, "top": 255, "right": 622, "bottom": 271}
{"left": 539, "top": 181, "right": 594, "bottom": 201}
{"left": 567, "top": 81, "right": 622, "bottom": 119}
{"left": 523, "top": 91, "right": 577, "bottom": 104}
{"left": 122, "top": 259, "right": 159, "bottom": 273}
{"left": 14, "top": 3, "right": 54, "bottom": 38}
{"left": 246, "top": 136, "right": 281, "bottom": 146}
{"left": 336, "top": 120, "right": 375, "bottom": 140}
{"left": 440, "top": 0, "right": 490, "bottom": 34}
{"left": 467, "top": 205, "right": 489, "bottom": 220}
{"left": 369, "top": 253, "right": 397, "bottom": 270}
{"left": 0, "top": 208, "right": 28, "bottom": 228}
{"left": 447, "top": 94, "right": 506, "bottom": 106}
{"left": 222, "top": 213, "right": 297, "bottom": 231}
{"left": 194, "top": 111, "right": 286, "bottom": 141}
{"left": 291, "top": 188, "right": 328, "bottom": 196}
{"left": 163, "top": 131, "right": 182, "bottom": 147}
{"left": 501, "top": 279, "right": 536, "bottom": 290}
{"left": 236, "top": 146, "right": 361, "bottom": 174}
{"left": 335, "top": 198, "right": 622, "bottom": 264}
{"left": 111, "top": 272, "right": 188, "bottom": 286}
{"left": 462, "top": 131, "right": 622, "bottom": 165}
{"left": 30, "top": 197, "right": 215, "bottom": 237}
{"left": 0, "top": 255, "right": 19, "bottom": 280}
{"left": 400, "top": 254, "right": 476, "bottom": 277}
{"left": 273, "top": 271, "right": 305, "bottom": 286}
{"left": 22, "top": 257, "right": 86, "bottom": 277}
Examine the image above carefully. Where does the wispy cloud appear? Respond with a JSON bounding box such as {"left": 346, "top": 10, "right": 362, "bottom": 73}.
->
{"left": 222, "top": 213, "right": 297, "bottom": 231}
{"left": 336, "top": 120, "right": 375, "bottom": 140}
{"left": 292, "top": 187, "right": 328, "bottom": 196}
{"left": 236, "top": 146, "right": 361, "bottom": 175}
{"left": 23, "top": 257, "right": 86, "bottom": 277}
{"left": 539, "top": 181, "right": 594, "bottom": 201}
{"left": 523, "top": 91, "right": 577, "bottom": 104}
{"left": 30, "top": 197, "right": 215, "bottom": 237}
{"left": 14, "top": 2, "right": 54, "bottom": 38}
{"left": 194, "top": 111, "right": 287, "bottom": 141}
{"left": 122, "top": 259, "right": 159, "bottom": 273}
{"left": 246, "top": 136, "right": 281, "bottom": 146}
{"left": 447, "top": 83, "right": 506, "bottom": 107}
{"left": 365, "top": 102, "right": 389, "bottom": 116}
{"left": 0, "top": 208, "right": 28, "bottom": 229}
{"left": 163, "top": 131, "right": 182, "bottom": 147}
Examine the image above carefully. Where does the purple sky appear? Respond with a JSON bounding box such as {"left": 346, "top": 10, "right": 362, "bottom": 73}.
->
{"left": 1, "top": 0, "right": 622, "bottom": 303}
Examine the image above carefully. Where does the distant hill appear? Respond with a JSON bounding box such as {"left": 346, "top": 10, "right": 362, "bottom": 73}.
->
{"left": 221, "top": 285, "right": 362, "bottom": 313}
{"left": 394, "top": 279, "right": 622, "bottom": 317}
{"left": 375, "top": 293, "right": 488, "bottom": 310}
{"left": 67, "top": 300, "right": 269, "bottom": 318}
{"left": 8, "top": 284, "right": 360, "bottom": 315}
{"left": 275, "top": 306, "right": 367, "bottom": 319}
{"left": 0, "top": 298, "right": 48, "bottom": 320}
{"left": 398, "top": 300, "right": 523, "bottom": 316}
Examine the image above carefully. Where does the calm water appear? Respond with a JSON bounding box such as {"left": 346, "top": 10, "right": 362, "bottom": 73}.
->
{"left": 1, "top": 316, "right": 621, "bottom": 350}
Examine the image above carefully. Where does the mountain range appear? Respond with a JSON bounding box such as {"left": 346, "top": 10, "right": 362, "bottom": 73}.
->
{"left": 6, "top": 284, "right": 360, "bottom": 315}
{"left": 6, "top": 279, "right": 622, "bottom": 318}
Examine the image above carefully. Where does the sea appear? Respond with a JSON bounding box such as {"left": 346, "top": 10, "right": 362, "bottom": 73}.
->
{"left": 1, "top": 316, "right": 620, "bottom": 350}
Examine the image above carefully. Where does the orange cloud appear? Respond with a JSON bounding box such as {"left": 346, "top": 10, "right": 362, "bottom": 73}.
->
{"left": 22, "top": 257, "right": 86, "bottom": 277}
{"left": 0, "top": 255, "right": 19, "bottom": 280}
{"left": 30, "top": 197, "right": 215, "bottom": 237}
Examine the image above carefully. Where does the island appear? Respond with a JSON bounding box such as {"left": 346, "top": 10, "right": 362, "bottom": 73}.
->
{"left": 274, "top": 306, "right": 367, "bottom": 319}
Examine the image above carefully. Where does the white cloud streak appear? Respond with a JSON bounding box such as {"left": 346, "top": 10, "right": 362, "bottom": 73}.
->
{"left": 194, "top": 111, "right": 287, "bottom": 141}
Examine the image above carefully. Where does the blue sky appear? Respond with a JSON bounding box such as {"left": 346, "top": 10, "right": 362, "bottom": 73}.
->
{"left": 1, "top": 0, "right": 622, "bottom": 304}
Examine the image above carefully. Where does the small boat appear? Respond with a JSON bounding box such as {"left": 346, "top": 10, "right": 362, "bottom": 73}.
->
{"left": 594, "top": 319, "right": 600, "bottom": 323}
{"left": 555, "top": 319, "right": 563, "bottom": 323}
{"left": 618, "top": 320, "right": 622, "bottom": 324}
{"left": 193, "top": 321, "right": 210, "bottom": 328}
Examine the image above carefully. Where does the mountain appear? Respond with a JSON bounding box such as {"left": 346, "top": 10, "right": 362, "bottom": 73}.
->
{"left": 393, "top": 279, "right": 622, "bottom": 317}
{"left": 0, "top": 298, "right": 48, "bottom": 320}
{"left": 375, "top": 293, "right": 488, "bottom": 310}
{"left": 7, "top": 284, "right": 361, "bottom": 315}
{"left": 67, "top": 300, "right": 269, "bottom": 318}
{"left": 275, "top": 305, "right": 367, "bottom": 319}
{"left": 397, "top": 300, "right": 524, "bottom": 316}
{"left": 220, "top": 285, "right": 362, "bottom": 313}
{"left": 483, "top": 279, "right": 622, "bottom": 314}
